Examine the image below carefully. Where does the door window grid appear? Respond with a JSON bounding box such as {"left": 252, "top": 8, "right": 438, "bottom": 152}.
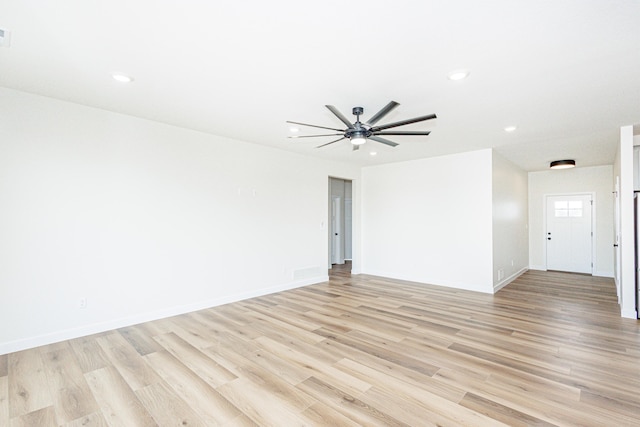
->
{"left": 554, "top": 200, "right": 583, "bottom": 217}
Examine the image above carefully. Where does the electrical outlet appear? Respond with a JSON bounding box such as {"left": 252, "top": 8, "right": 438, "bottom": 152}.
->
{"left": 79, "top": 297, "right": 87, "bottom": 309}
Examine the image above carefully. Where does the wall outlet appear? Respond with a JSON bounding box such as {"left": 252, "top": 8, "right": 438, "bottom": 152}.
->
{"left": 79, "top": 297, "right": 87, "bottom": 309}
{"left": 498, "top": 269, "right": 504, "bottom": 281}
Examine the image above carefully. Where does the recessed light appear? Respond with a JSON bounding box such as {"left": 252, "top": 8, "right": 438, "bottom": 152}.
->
{"left": 112, "top": 73, "right": 134, "bottom": 83}
{"left": 370, "top": 151, "right": 377, "bottom": 156}
{"left": 448, "top": 70, "right": 470, "bottom": 81}
{"left": 504, "top": 126, "right": 517, "bottom": 132}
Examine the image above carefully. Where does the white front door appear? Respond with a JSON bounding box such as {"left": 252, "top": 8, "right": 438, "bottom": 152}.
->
{"left": 546, "top": 194, "right": 593, "bottom": 274}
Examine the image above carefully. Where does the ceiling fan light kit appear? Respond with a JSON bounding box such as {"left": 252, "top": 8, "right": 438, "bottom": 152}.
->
{"left": 351, "top": 132, "right": 367, "bottom": 145}
{"left": 550, "top": 159, "right": 576, "bottom": 169}
{"left": 287, "top": 101, "right": 436, "bottom": 150}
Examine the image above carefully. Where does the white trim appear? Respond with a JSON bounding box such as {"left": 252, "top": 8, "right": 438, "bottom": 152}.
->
{"left": 530, "top": 266, "right": 612, "bottom": 279}
{"left": 360, "top": 269, "right": 493, "bottom": 294}
{"left": 0, "top": 275, "right": 328, "bottom": 355}
{"left": 493, "top": 267, "right": 528, "bottom": 292}
{"left": 594, "top": 270, "right": 614, "bottom": 278}
{"left": 621, "top": 308, "right": 638, "bottom": 319}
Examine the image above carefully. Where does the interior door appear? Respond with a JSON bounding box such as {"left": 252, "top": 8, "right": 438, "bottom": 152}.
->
{"left": 546, "top": 194, "right": 593, "bottom": 274}
{"left": 331, "top": 195, "right": 343, "bottom": 265}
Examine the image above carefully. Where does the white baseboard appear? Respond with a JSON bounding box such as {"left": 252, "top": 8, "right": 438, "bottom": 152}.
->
{"left": 594, "top": 270, "right": 614, "bottom": 278}
{"left": 493, "top": 267, "right": 528, "bottom": 293}
{"left": 621, "top": 308, "right": 638, "bottom": 319}
{"left": 528, "top": 266, "right": 614, "bottom": 279}
{"left": 0, "top": 275, "right": 328, "bottom": 355}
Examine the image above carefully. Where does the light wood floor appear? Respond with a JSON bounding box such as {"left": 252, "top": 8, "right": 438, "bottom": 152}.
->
{"left": 1, "top": 267, "right": 639, "bottom": 426}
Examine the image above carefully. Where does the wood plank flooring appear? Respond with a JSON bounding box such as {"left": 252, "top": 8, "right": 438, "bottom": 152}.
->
{"left": 2, "top": 266, "right": 640, "bottom": 426}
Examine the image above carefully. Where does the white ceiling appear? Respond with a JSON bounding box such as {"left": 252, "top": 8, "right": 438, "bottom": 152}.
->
{"left": 1, "top": 0, "right": 638, "bottom": 171}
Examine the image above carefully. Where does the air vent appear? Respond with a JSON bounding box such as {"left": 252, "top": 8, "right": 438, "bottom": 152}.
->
{"left": 0, "top": 28, "right": 11, "bottom": 47}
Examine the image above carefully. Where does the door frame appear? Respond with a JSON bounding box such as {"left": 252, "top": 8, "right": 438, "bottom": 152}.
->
{"left": 328, "top": 177, "right": 354, "bottom": 270}
{"left": 542, "top": 192, "right": 596, "bottom": 274}
{"left": 614, "top": 177, "right": 621, "bottom": 300}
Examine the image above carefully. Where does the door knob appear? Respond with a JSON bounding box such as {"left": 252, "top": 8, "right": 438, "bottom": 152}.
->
{"left": 335, "top": 233, "right": 338, "bottom": 236}
{"left": 547, "top": 237, "right": 551, "bottom": 240}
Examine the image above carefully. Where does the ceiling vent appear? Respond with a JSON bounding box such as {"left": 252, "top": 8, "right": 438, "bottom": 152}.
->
{"left": 0, "top": 28, "right": 11, "bottom": 47}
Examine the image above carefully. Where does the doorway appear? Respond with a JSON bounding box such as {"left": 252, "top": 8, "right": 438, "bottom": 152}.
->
{"left": 546, "top": 194, "right": 594, "bottom": 274}
{"left": 329, "top": 177, "right": 352, "bottom": 270}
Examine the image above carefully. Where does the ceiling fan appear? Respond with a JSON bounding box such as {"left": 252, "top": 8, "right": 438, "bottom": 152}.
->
{"left": 287, "top": 101, "right": 436, "bottom": 150}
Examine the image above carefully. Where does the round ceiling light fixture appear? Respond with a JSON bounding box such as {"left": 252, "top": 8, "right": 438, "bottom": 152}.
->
{"left": 550, "top": 160, "right": 576, "bottom": 170}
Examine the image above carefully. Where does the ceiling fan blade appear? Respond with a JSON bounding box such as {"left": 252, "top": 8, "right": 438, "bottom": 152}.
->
{"left": 288, "top": 133, "right": 343, "bottom": 138}
{"left": 352, "top": 144, "right": 360, "bottom": 151}
{"left": 316, "top": 137, "right": 346, "bottom": 148}
{"left": 366, "top": 101, "right": 400, "bottom": 126}
{"left": 369, "top": 135, "right": 399, "bottom": 147}
{"left": 325, "top": 105, "right": 355, "bottom": 129}
{"left": 286, "top": 120, "right": 343, "bottom": 132}
{"left": 373, "top": 130, "right": 431, "bottom": 136}
{"left": 371, "top": 113, "right": 437, "bottom": 132}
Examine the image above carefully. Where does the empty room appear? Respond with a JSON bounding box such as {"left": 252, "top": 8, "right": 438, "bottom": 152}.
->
{"left": 1, "top": 1, "right": 639, "bottom": 426}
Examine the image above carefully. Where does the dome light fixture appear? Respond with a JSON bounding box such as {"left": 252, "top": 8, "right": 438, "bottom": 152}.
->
{"left": 550, "top": 159, "right": 575, "bottom": 170}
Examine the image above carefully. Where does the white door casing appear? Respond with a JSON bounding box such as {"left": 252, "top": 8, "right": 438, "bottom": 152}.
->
{"left": 546, "top": 194, "right": 593, "bottom": 274}
{"left": 614, "top": 177, "right": 621, "bottom": 299}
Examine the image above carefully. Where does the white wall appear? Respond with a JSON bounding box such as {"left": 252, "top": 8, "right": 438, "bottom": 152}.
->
{"left": 361, "top": 149, "right": 494, "bottom": 293}
{"left": 528, "top": 165, "right": 614, "bottom": 277}
{"left": 492, "top": 151, "right": 528, "bottom": 291}
{"left": 0, "top": 88, "right": 360, "bottom": 354}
